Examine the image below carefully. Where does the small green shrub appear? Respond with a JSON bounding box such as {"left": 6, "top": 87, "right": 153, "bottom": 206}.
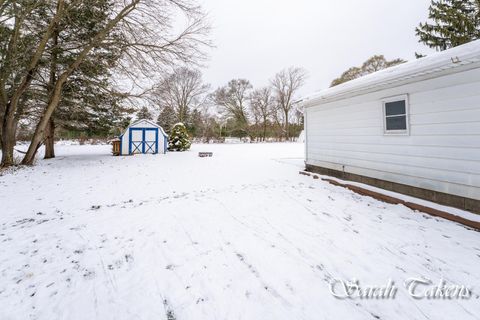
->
{"left": 168, "top": 123, "right": 191, "bottom": 152}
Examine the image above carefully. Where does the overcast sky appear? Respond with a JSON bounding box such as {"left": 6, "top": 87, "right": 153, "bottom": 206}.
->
{"left": 199, "top": 0, "right": 436, "bottom": 97}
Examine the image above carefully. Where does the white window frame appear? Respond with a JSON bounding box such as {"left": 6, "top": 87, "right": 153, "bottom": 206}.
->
{"left": 382, "top": 94, "right": 410, "bottom": 135}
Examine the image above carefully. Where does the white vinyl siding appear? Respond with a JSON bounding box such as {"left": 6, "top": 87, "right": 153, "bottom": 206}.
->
{"left": 305, "top": 68, "right": 480, "bottom": 200}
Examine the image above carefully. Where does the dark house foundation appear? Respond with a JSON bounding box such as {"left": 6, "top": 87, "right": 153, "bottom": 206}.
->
{"left": 306, "top": 164, "right": 480, "bottom": 215}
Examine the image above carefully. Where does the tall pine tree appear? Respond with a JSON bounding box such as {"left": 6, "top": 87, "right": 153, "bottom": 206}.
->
{"left": 37, "top": 0, "right": 129, "bottom": 158}
{"left": 136, "top": 107, "right": 153, "bottom": 120}
{"left": 157, "top": 106, "right": 176, "bottom": 133}
{"left": 416, "top": 0, "right": 480, "bottom": 51}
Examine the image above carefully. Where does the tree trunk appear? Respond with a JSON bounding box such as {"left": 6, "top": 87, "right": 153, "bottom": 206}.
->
{"left": 263, "top": 122, "right": 267, "bottom": 142}
{"left": 1, "top": 116, "right": 17, "bottom": 167}
{"left": 44, "top": 26, "right": 58, "bottom": 160}
{"left": 0, "top": 115, "right": 3, "bottom": 153}
{"left": 44, "top": 118, "right": 55, "bottom": 159}
{"left": 21, "top": 82, "right": 63, "bottom": 165}
{"left": 284, "top": 111, "right": 289, "bottom": 140}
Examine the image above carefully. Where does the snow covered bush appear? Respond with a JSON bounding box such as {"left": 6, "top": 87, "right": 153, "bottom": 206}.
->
{"left": 168, "top": 123, "right": 191, "bottom": 151}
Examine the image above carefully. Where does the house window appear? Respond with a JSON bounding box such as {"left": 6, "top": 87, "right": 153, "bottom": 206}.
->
{"left": 383, "top": 96, "right": 409, "bottom": 134}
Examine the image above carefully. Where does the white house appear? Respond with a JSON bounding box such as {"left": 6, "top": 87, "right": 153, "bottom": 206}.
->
{"left": 119, "top": 119, "right": 168, "bottom": 155}
{"left": 302, "top": 40, "right": 480, "bottom": 213}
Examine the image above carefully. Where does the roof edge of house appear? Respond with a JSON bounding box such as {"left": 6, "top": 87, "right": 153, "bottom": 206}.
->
{"left": 302, "top": 40, "right": 480, "bottom": 108}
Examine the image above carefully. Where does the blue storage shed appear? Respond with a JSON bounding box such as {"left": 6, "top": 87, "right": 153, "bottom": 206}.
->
{"left": 119, "top": 119, "right": 168, "bottom": 155}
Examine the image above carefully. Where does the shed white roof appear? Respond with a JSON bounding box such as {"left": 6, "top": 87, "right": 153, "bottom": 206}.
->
{"left": 129, "top": 119, "right": 160, "bottom": 128}
{"left": 120, "top": 119, "right": 168, "bottom": 138}
{"left": 302, "top": 40, "right": 480, "bottom": 107}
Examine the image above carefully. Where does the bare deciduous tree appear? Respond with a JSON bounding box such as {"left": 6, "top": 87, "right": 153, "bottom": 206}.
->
{"left": 271, "top": 67, "right": 307, "bottom": 140}
{"left": 330, "top": 55, "right": 405, "bottom": 87}
{"left": 250, "top": 87, "right": 274, "bottom": 141}
{"left": 361, "top": 55, "right": 405, "bottom": 74}
{"left": 212, "top": 79, "right": 252, "bottom": 138}
{"left": 153, "top": 67, "right": 210, "bottom": 124}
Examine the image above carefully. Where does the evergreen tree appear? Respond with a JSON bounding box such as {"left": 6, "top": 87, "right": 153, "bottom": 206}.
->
{"left": 39, "top": 0, "right": 128, "bottom": 157}
{"left": 188, "top": 108, "right": 203, "bottom": 136}
{"left": 168, "top": 123, "right": 191, "bottom": 151}
{"left": 157, "top": 106, "right": 176, "bottom": 133}
{"left": 136, "top": 106, "right": 153, "bottom": 120}
{"left": 0, "top": 1, "right": 57, "bottom": 164}
{"left": 416, "top": 0, "right": 480, "bottom": 51}
{"left": 0, "top": 1, "right": 130, "bottom": 159}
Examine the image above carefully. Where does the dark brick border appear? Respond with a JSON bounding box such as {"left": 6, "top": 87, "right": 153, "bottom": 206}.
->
{"left": 305, "top": 164, "right": 480, "bottom": 215}
{"left": 300, "top": 170, "right": 480, "bottom": 231}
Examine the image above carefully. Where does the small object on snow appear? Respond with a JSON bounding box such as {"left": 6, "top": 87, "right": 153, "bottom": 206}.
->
{"left": 198, "top": 152, "right": 213, "bottom": 158}
{"left": 111, "top": 138, "right": 120, "bottom": 156}
{"left": 451, "top": 56, "right": 461, "bottom": 64}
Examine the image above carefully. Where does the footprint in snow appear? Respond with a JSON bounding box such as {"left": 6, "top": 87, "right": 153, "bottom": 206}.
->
{"left": 109, "top": 258, "right": 125, "bottom": 270}
{"left": 163, "top": 299, "right": 177, "bottom": 320}
{"left": 36, "top": 219, "right": 50, "bottom": 225}
{"left": 285, "top": 283, "right": 294, "bottom": 293}
{"left": 125, "top": 254, "right": 133, "bottom": 263}
{"left": 395, "top": 266, "right": 407, "bottom": 273}
{"left": 69, "top": 225, "right": 85, "bottom": 231}
{"left": 83, "top": 270, "right": 96, "bottom": 280}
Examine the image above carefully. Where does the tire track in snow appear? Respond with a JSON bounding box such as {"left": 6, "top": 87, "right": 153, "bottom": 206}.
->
{"left": 233, "top": 250, "right": 292, "bottom": 307}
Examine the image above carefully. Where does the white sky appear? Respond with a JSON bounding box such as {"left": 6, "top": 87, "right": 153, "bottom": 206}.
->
{"left": 200, "top": 0, "right": 436, "bottom": 97}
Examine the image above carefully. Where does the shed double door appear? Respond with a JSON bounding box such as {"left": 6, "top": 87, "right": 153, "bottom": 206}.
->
{"left": 129, "top": 128, "right": 158, "bottom": 154}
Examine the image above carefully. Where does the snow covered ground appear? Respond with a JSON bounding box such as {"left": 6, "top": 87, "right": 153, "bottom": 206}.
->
{"left": 0, "top": 143, "right": 479, "bottom": 320}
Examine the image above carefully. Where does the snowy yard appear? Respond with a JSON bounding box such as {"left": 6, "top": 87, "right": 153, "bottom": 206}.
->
{"left": 0, "top": 143, "right": 479, "bottom": 320}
